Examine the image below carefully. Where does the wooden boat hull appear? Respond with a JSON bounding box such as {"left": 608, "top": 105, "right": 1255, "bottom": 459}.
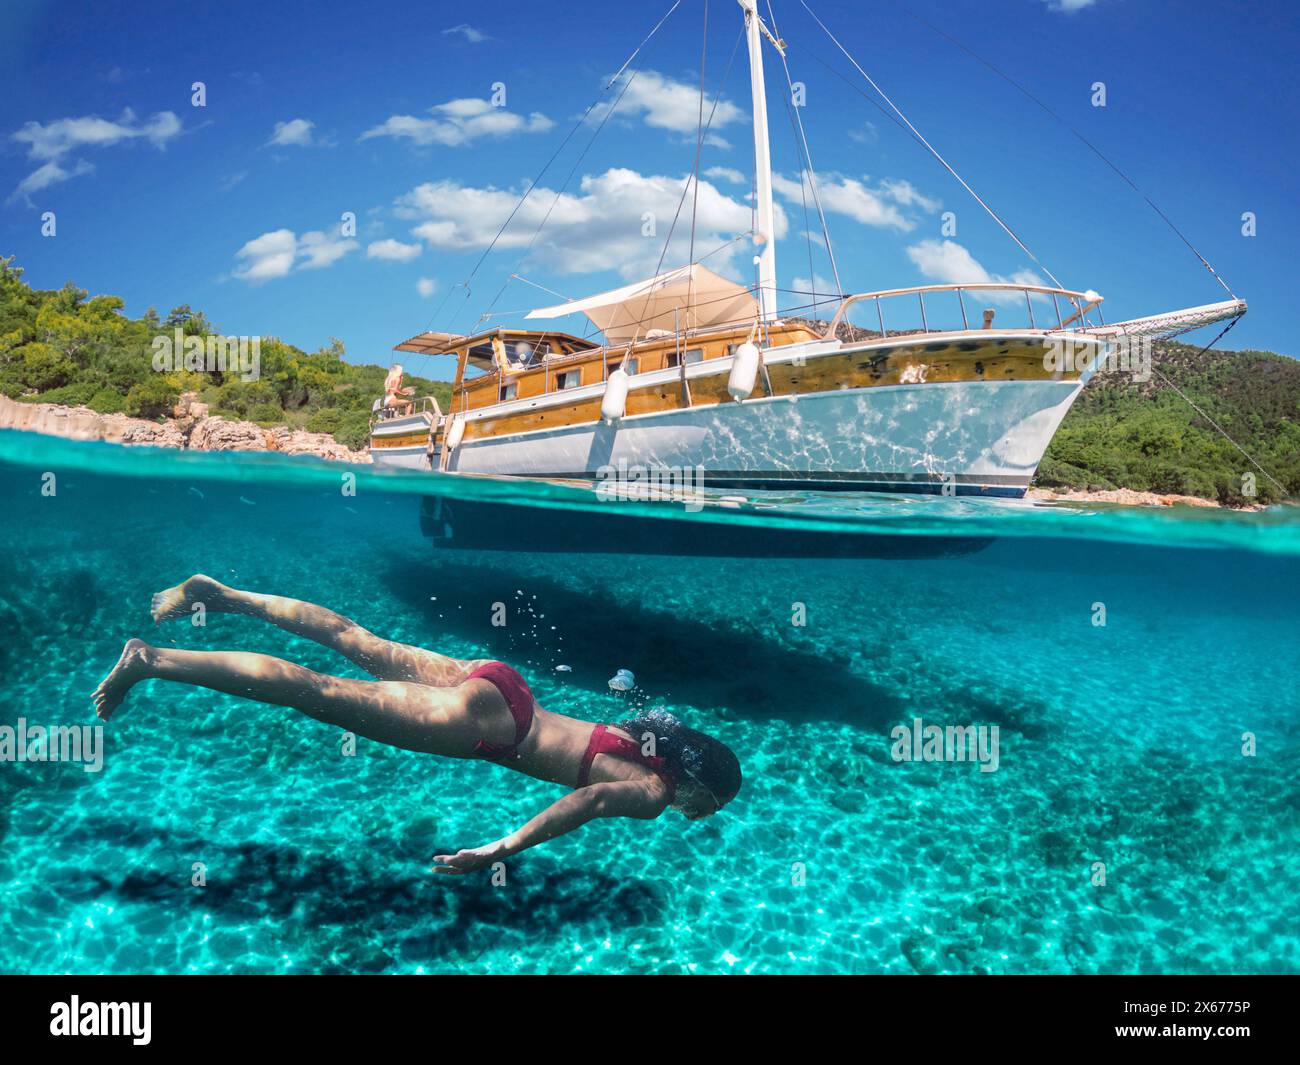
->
{"left": 374, "top": 331, "right": 1105, "bottom": 496}
{"left": 448, "top": 378, "right": 1081, "bottom": 496}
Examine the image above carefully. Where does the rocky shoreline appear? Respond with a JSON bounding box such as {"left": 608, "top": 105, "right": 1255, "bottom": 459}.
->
{"left": 1025, "top": 486, "right": 1229, "bottom": 509}
{"left": 0, "top": 394, "right": 1254, "bottom": 507}
{"left": 0, "top": 393, "right": 371, "bottom": 463}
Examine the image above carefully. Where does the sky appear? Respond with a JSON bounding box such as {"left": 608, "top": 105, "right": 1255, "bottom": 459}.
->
{"left": 2, "top": 0, "right": 1297, "bottom": 383}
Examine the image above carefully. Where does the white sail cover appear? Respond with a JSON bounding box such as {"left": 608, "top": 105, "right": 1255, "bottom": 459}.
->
{"left": 1082, "top": 299, "right": 1247, "bottom": 342}
{"left": 525, "top": 263, "right": 759, "bottom": 344}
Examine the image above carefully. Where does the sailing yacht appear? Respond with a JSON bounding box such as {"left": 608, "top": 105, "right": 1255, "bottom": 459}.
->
{"left": 370, "top": 0, "right": 1245, "bottom": 498}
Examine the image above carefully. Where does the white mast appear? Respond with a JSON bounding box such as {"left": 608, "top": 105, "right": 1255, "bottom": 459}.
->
{"left": 739, "top": 0, "right": 782, "bottom": 324}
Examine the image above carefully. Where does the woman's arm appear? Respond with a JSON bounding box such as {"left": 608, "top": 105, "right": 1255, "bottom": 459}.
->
{"left": 432, "top": 779, "right": 667, "bottom": 875}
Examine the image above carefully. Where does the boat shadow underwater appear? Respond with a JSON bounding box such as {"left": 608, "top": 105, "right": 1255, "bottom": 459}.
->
{"left": 417, "top": 491, "right": 995, "bottom": 560}
{"left": 383, "top": 552, "right": 924, "bottom": 736}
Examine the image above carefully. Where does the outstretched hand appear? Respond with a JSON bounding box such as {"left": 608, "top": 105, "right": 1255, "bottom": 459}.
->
{"left": 432, "top": 842, "right": 505, "bottom": 876}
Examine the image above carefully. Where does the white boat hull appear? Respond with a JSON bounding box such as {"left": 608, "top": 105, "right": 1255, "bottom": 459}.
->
{"left": 444, "top": 377, "right": 1085, "bottom": 497}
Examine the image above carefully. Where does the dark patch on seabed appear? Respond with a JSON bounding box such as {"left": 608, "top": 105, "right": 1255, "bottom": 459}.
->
{"left": 38, "top": 817, "right": 667, "bottom": 972}
{"left": 382, "top": 554, "right": 911, "bottom": 732}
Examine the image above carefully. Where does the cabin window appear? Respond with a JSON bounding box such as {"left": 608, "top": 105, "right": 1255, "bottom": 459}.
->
{"left": 608, "top": 357, "right": 638, "bottom": 378}
{"left": 509, "top": 340, "right": 549, "bottom": 367}
{"left": 499, "top": 382, "right": 518, "bottom": 402}
{"left": 462, "top": 342, "right": 498, "bottom": 379}
{"left": 557, "top": 369, "right": 582, "bottom": 390}
{"left": 666, "top": 348, "right": 704, "bottom": 369}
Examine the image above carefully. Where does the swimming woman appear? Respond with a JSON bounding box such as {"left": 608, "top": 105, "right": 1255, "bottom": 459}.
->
{"left": 91, "top": 575, "right": 742, "bottom": 873}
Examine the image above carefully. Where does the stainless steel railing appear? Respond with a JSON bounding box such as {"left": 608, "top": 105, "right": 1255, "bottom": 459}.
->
{"left": 823, "top": 283, "right": 1105, "bottom": 341}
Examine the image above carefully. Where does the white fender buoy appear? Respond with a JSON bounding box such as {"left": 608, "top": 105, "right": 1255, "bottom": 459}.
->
{"left": 444, "top": 415, "right": 465, "bottom": 451}
{"left": 601, "top": 367, "right": 629, "bottom": 425}
{"left": 727, "top": 342, "right": 761, "bottom": 401}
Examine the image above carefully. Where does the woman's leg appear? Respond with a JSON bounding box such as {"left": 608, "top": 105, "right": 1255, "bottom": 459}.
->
{"left": 151, "top": 575, "right": 481, "bottom": 687}
{"left": 91, "top": 638, "right": 483, "bottom": 756}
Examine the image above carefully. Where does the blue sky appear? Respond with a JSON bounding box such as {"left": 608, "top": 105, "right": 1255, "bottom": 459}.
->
{"left": 2, "top": 0, "right": 1297, "bottom": 380}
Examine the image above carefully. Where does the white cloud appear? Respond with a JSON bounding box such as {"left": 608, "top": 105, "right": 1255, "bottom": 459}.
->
{"left": 704, "top": 165, "right": 745, "bottom": 185}
{"left": 367, "top": 238, "right": 422, "bottom": 262}
{"left": 8, "top": 108, "right": 182, "bottom": 203}
{"left": 1042, "top": 0, "right": 1097, "bottom": 11}
{"left": 773, "top": 172, "right": 938, "bottom": 232}
{"left": 791, "top": 274, "right": 838, "bottom": 297}
{"left": 361, "top": 97, "right": 553, "bottom": 148}
{"left": 267, "top": 118, "right": 316, "bottom": 147}
{"left": 848, "top": 121, "right": 879, "bottom": 145}
{"left": 7, "top": 159, "right": 94, "bottom": 204}
{"left": 905, "top": 238, "right": 1044, "bottom": 301}
{"left": 233, "top": 227, "right": 359, "bottom": 283}
{"left": 591, "top": 71, "right": 746, "bottom": 139}
{"left": 443, "top": 23, "right": 489, "bottom": 43}
{"left": 298, "top": 230, "right": 357, "bottom": 270}
{"left": 12, "top": 108, "right": 181, "bottom": 161}
{"left": 396, "top": 166, "right": 781, "bottom": 280}
{"left": 876, "top": 178, "right": 940, "bottom": 212}
{"left": 417, "top": 278, "right": 437, "bottom": 298}
{"left": 233, "top": 229, "right": 298, "bottom": 282}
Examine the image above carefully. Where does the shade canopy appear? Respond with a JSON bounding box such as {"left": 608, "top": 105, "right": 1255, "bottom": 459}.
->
{"left": 525, "top": 263, "right": 759, "bottom": 344}
{"left": 392, "top": 331, "right": 467, "bottom": 356}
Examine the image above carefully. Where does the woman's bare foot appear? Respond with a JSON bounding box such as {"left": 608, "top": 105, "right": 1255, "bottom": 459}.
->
{"left": 151, "top": 574, "right": 227, "bottom": 624}
{"left": 92, "top": 639, "right": 151, "bottom": 721}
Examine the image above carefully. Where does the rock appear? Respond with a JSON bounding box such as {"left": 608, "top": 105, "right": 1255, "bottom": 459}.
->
{"left": 0, "top": 394, "right": 187, "bottom": 447}
{"left": 1026, "top": 486, "right": 1226, "bottom": 509}
{"left": 0, "top": 394, "right": 371, "bottom": 463}
{"left": 900, "top": 931, "right": 946, "bottom": 975}
{"left": 188, "top": 416, "right": 271, "bottom": 452}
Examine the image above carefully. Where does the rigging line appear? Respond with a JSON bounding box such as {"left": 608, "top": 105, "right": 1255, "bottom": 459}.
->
{"left": 774, "top": 60, "right": 820, "bottom": 313}
{"left": 470, "top": 61, "right": 647, "bottom": 332}
{"left": 788, "top": 39, "right": 923, "bottom": 147}
{"left": 688, "top": 0, "right": 709, "bottom": 267}
{"left": 686, "top": 0, "right": 710, "bottom": 331}
{"left": 766, "top": 0, "right": 843, "bottom": 301}
{"left": 799, "top": 0, "right": 1067, "bottom": 292}
{"left": 509, "top": 274, "right": 572, "bottom": 301}
{"left": 631, "top": 22, "right": 746, "bottom": 339}
{"left": 1144, "top": 317, "right": 1284, "bottom": 494}
{"left": 888, "top": 0, "right": 1236, "bottom": 299}
{"left": 483, "top": 236, "right": 753, "bottom": 325}
{"left": 422, "top": 0, "right": 685, "bottom": 345}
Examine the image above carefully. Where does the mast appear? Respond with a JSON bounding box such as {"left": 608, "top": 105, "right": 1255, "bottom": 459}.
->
{"left": 739, "top": 0, "right": 782, "bottom": 324}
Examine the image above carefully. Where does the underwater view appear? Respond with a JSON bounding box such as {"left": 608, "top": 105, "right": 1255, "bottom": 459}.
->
{"left": 1, "top": 429, "right": 1296, "bottom": 976}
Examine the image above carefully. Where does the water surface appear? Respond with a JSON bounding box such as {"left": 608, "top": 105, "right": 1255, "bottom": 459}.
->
{"left": 0, "top": 430, "right": 1296, "bottom": 974}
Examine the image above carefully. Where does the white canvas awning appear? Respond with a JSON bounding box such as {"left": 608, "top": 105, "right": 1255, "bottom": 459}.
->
{"left": 524, "top": 263, "right": 759, "bottom": 344}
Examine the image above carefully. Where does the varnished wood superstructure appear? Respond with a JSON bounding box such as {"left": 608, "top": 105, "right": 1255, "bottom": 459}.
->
{"left": 371, "top": 281, "right": 1129, "bottom": 494}
{"left": 393, "top": 318, "right": 1090, "bottom": 445}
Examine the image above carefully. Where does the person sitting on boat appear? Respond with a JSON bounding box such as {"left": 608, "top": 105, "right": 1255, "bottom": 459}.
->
{"left": 383, "top": 363, "right": 416, "bottom": 417}
{"left": 91, "top": 575, "right": 743, "bottom": 872}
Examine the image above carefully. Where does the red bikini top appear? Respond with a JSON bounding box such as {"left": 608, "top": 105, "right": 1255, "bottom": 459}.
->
{"left": 576, "top": 724, "right": 676, "bottom": 800}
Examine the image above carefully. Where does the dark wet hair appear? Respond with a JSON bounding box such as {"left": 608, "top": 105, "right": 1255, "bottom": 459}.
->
{"left": 616, "top": 708, "right": 742, "bottom": 806}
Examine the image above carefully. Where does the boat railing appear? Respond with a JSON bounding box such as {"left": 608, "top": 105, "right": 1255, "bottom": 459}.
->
{"left": 370, "top": 394, "right": 443, "bottom": 427}
{"left": 822, "top": 283, "right": 1105, "bottom": 342}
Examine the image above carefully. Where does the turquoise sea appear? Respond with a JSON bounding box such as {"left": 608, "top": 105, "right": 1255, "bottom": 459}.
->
{"left": 0, "top": 428, "right": 1297, "bottom": 975}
